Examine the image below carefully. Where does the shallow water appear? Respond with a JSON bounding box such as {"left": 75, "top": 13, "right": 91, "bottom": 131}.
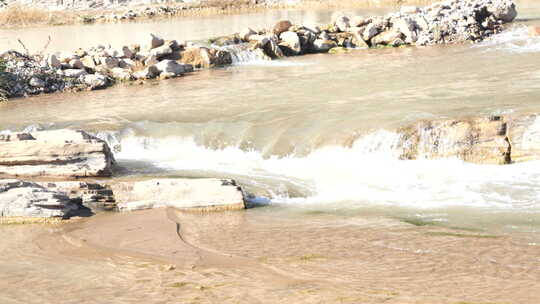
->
{"left": 1, "top": 1, "right": 540, "bottom": 232}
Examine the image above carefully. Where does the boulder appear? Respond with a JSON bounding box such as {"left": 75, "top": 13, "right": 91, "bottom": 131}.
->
{"left": 83, "top": 73, "right": 108, "bottom": 89}
{"left": 47, "top": 54, "right": 61, "bottom": 68}
{"left": 149, "top": 45, "right": 173, "bottom": 58}
{"left": 63, "top": 69, "right": 88, "bottom": 78}
{"left": 371, "top": 30, "right": 405, "bottom": 46}
{"left": 69, "top": 58, "right": 84, "bottom": 69}
{"left": 333, "top": 14, "right": 350, "bottom": 32}
{"left": 111, "top": 178, "right": 246, "bottom": 212}
{"left": 0, "top": 179, "right": 78, "bottom": 218}
{"left": 363, "top": 21, "right": 384, "bottom": 41}
{"left": 118, "top": 58, "right": 136, "bottom": 70}
{"left": 80, "top": 56, "right": 97, "bottom": 69}
{"left": 262, "top": 38, "right": 285, "bottom": 58}
{"left": 273, "top": 20, "right": 293, "bottom": 35}
{"left": 150, "top": 33, "right": 165, "bottom": 49}
{"left": 121, "top": 45, "right": 136, "bottom": 58}
{"left": 397, "top": 116, "right": 511, "bottom": 164}
{"left": 133, "top": 66, "right": 160, "bottom": 79}
{"left": 110, "top": 67, "right": 132, "bottom": 80}
{"left": 279, "top": 31, "right": 302, "bottom": 55}
{"left": 179, "top": 47, "right": 211, "bottom": 68}
{"left": 393, "top": 17, "right": 418, "bottom": 43}
{"left": 311, "top": 39, "right": 338, "bottom": 53}
{"left": 0, "top": 129, "right": 115, "bottom": 178}
{"left": 29, "top": 77, "right": 45, "bottom": 88}
{"left": 101, "top": 57, "right": 119, "bottom": 69}
{"left": 487, "top": 0, "right": 517, "bottom": 23}
{"left": 239, "top": 27, "right": 257, "bottom": 41}
{"left": 178, "top": 47, "right": 231, "bottom": 68}
{"left": 154, "top": 60, "right": 185, "bottom": 78}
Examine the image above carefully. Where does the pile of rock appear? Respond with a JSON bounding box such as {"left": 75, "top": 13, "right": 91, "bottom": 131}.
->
{"left": 0, "top": 0, "right": 517, "bottom": 100}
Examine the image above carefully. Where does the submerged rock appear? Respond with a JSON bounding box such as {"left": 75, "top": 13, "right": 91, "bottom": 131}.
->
{"left": 0, "top": 129, "right": 115, "bottom": 178}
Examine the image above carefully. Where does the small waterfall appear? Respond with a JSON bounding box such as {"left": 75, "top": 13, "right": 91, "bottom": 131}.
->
{"left": 350, "top": 130, "right": 406, "bottom": 158}
{"left": 216, "top": 43, "right": 270, "bottom": 64}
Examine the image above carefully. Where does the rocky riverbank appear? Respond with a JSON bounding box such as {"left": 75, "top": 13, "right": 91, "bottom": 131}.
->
{"left": 0, "top": 0, "right": 518, "bottom": 100}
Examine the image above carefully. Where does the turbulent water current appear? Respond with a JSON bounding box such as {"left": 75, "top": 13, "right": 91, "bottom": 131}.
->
{"left": 1, "top": 1, "right": 540, "bottom": 232}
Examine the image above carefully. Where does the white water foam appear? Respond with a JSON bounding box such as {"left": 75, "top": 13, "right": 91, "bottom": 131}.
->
{"left": 475, "top": 26, "right": 540, "bottom": 53}
{"left": 110, "top": 130, "right": 540, "bottom": 211}
{"left": 218, "top": 43, "right": 314, "bottom": 67}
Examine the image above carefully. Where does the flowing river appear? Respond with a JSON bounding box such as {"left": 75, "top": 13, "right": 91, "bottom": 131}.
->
{"left": 2, "top": 1, "right": 540, "bottom": 233}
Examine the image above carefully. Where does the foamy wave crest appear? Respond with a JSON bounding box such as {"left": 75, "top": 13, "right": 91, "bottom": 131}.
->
{"left": 102, "top": 129, "right": 540, "bottom": 211}
{"left": 475, "top": 26, "right": 540, "bottom": 53}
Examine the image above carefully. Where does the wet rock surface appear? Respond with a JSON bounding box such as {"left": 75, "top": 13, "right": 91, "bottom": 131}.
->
{"left": 395, "top": 114, "right": 540, "bottom": 164}
{"left": 0, "top": 129, "right": 115, "bottom": 178}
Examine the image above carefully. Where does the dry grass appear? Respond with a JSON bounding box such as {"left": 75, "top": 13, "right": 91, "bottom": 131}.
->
{"left": 0, "top": 0, "right": 440, "bottom": 28}
{"left": 0, "top": 5, "right": 78, "bottom": 27}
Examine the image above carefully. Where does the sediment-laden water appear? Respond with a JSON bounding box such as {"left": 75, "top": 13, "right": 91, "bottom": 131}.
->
{"left": 1, "top": 1, "right": 540, "bottom": 303}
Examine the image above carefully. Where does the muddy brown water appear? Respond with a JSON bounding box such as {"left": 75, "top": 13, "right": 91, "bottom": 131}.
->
{"left": 1, "top": 1, "right": 540, "bottom": 303}
{"left": 1, "top": 208, "right": 539, "bottom": 303}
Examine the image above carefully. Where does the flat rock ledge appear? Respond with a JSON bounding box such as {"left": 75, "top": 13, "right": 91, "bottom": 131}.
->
{"left": 111, "top": 178, "right": 246, "bottom": 212}
{"left": 0, "top": 0, "right": 517, "bottom": 100}
{"left": 0, "top": 129, "right": 115, "bottom": 178}
{"left": 0, "top": 178, "right": 246, "bottom": 221}
{"left": 395, "top": 114, "right": 540, "bottom": 164}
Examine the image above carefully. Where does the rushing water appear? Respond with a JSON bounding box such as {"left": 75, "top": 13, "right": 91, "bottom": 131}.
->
{"left": 1, "top": 1, "right": 540, "bottom": 233}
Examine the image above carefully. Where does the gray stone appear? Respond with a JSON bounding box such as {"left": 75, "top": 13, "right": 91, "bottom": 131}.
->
{"left": 149, "top": 45, "right": 173, "bottom": 58}
{"left": 154, "top": 59, "right": 185, "bottom": 77}
{"left": 279, "top": 31, "right": 302, "bottom": 55}
{"left": 83, "top": 73, "right": 108, "bottom": 89}
{"left": 333, "top": 14, "right": 350, "bottom": 32}
{"left": 63, "top": 69, "right": 88, "bottom": 78}
{"left": 150, "top": 33, "right": 165, "bottom": 49}
{"left": 311, "top": 39, "right": 338, "bottom": 52}
{"left": 0, "top": 179, "right": 77, "bottom": 218}
{"left": 29, "top": 77, "right": 45, "bottom": 87}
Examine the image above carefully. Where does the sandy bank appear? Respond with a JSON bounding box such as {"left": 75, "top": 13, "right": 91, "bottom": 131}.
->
{"left": 1, "top": 208, "right": 539, "bottom": 303}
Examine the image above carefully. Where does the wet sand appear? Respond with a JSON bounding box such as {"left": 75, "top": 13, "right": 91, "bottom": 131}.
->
{"left": 1, "top": 208, "right": 539, "bottom": 304}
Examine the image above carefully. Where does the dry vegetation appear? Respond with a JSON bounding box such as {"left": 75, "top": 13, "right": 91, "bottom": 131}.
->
{"left": 0, "top": 0, "right": 438, "bottom": 28}
{"left": 0, "top": 5, "right": 78, "bottom": 27}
